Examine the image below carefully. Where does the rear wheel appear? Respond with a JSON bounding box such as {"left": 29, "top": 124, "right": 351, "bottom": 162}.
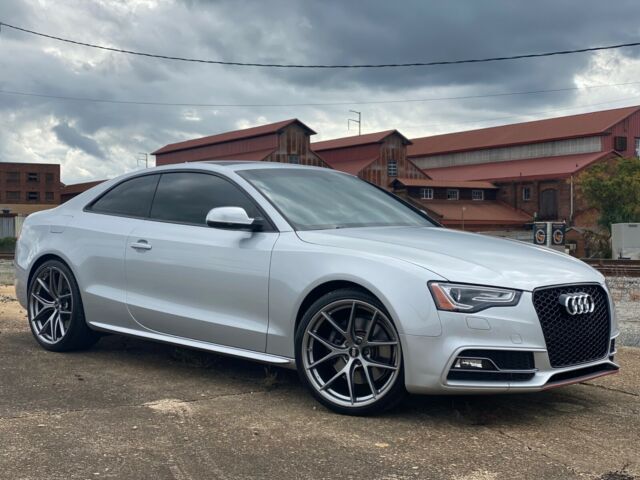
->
{"left": 28, "top": 260, "right": 98, "bottom": 352}
{"left": 295, "top": 289, "right": 405, "bottom": 415}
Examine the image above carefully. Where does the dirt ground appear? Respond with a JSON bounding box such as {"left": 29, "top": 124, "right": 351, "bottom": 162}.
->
{"left": 1, "top": 285, "right": 639, "bottom": 480}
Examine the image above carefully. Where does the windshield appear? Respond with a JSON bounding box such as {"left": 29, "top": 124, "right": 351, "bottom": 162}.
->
{"left": 239, "top": 168, "right": 436, "bottom": 231}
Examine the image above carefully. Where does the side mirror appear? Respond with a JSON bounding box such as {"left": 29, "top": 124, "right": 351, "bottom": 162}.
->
{"left": 205, "top": 207, "right": 263, "bottom": 231}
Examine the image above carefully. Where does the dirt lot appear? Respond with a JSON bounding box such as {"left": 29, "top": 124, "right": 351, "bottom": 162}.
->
{"left": 1, "top": 285, "right": 639, "bottom": 480}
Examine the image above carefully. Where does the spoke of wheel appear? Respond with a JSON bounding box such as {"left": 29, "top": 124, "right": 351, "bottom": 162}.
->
{"left": 56, "top": 271, "right": 63, "bottom": 297}
{"left": 48, "top": 268, "right": 56, "bottom": 296}
{"left": 33, "top": 304, "right": 54, "bottom": 323}
{"left": 32, "top": 292, "right": 53, "bottom": 307}
{"left": 346, "top": 302, "right": 356, "bottom": 339}
{"left": 308, "top": 351, "right": 345, "bottom": 369}
{"left": 59, "top": 310, "right": 72, "bottom": 315}
{"left": 57, "top": 313, "right": 66, "bottom": 337}
{"left": 36, "top": 310, "right": 56, "bottom": 335}
{"left": 36, "top": 277, "right": 51, "bottom": 296}
{"left": 364, "top": 359, "right": 398, "bottom": 371}
{"left": 50, "top": 312, "right": 60, "bottom": 341}
{"left": 361, "top": 363, "right": 378, "bottom": 399}
{"left": 367, "top": 340, "right": 398, "bottom": 347}
{"left": 308, "top": 331, "right": 341, "bottom": 353}
{"left": 319, "top": 366, "right": 347, "bottom": 392}
{"left": 364, "top": 311, "right": 378, "bottom": 341}
{"left": 321, "top": 311, "right": 347, "bottom": 339}
{"left": 345, "top": 362, "right": 355, "bottom": 405}
{"left": 58, "top": 293, "right": 72, "bottom": 299}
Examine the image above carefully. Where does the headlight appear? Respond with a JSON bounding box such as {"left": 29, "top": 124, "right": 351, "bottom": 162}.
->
{"left": 428, "top": 282, "right": 521, "bottom": 313}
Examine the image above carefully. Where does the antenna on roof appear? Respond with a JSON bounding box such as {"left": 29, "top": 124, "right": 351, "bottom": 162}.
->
{"left": 137, "top": 152, "right": 149, "bottom": 168}
{"left": 348, "top": 110, "right": 361, "bottom": 135}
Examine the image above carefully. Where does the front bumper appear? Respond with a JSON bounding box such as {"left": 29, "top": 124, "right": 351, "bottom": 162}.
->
{"left": 401, "top": 290, "right": 619, "bottom": 394}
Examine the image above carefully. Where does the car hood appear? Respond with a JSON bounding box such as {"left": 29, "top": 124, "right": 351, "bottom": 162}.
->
{"left": 296, "top": 226, "right": 603, "bottom": 291}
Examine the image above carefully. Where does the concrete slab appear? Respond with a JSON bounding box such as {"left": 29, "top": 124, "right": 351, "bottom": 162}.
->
{"left": 0, "top": 286, "right": 638, "bottom": 480}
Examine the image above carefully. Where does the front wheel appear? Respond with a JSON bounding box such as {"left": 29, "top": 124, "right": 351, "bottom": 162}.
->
{"left": 28, "top": 260, "right": 99, "bottom": 352}
{"left": 295, "top": 289, "right": 406, "bottom": 415}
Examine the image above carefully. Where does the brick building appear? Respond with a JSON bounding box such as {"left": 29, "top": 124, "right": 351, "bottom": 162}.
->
{"left": 311, "top": 130, "right": 426, "bottom": 186}
{"left": 153, "top": 119, "right": 329, "bottom": 168}
{"left": 312, "top": 130, "right": 531, "bottom": 230}
{"left": 60, "top": 180, "right": 106, "bottom": 203}
{"left": 408, "top": 106, "right": 640, "bottom": 229}
{"left": 389, "top": 178, "right": 531, "bottom": 230}
{"left": 0, "top": 162, "right": 60, "bottom": 215}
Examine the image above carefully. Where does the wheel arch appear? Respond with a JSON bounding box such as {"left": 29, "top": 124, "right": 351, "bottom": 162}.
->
{"left": 294, "top": 279, "right": 397, "bottom": 335}
{"left": 27, "top": 253, "right": 75, "bottom": 291}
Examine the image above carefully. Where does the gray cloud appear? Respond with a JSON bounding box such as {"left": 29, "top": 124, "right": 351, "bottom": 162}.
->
{"left": 52, "top": 122, "right": 105, "bottom": 159}
{"left": 2, "top": 0, "right": 640, "bottom": 183}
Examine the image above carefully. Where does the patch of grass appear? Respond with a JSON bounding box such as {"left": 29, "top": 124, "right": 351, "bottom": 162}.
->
{"left": 0, "top": 237, "right": 16, "bottom": 253}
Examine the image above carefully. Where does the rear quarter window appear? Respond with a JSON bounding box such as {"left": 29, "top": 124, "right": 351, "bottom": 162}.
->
{"left": 88, "top": 174, "right": 160, "bottom": 218}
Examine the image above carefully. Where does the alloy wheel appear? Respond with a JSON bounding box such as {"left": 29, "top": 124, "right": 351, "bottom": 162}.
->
{"left": 29, "top": 266, "right": 74, "bottom": 345}
{"left": 301, "top": 299, "right": 401, "bottom": 408}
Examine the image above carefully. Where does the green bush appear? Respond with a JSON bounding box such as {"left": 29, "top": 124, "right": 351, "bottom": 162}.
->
{"left": 0, "top": 237, "right": 16, "bottom": 252}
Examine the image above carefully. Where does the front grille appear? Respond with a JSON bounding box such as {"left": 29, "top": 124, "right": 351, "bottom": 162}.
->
{"left": 532, "top": 284, "right": 610, "bottom": 368}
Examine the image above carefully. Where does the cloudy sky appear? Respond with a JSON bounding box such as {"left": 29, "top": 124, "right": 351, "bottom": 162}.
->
{"left": 3, "top": 0, "right": 640, "bottom": 183}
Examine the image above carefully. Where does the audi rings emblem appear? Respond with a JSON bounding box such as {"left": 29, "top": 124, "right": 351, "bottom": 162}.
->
{"left": 558, "top": 293, "right": 595, "bottom": 315}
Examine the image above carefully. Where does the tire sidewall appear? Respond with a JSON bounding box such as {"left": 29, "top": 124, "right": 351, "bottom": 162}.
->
{"left": 295, "top": 288, "right": 406, "bottom": 416}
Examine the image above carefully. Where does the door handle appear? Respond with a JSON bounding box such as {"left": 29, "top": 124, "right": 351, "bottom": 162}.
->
{"left": 130, "top": 240, "right": 152, "bottom": 251}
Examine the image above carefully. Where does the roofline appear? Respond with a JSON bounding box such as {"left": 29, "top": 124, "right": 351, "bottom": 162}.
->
{"left": 312, "top": 129, "right": 413, "bottom": 151}
{"left": 408, "top": 105, "right": 640, "bottom": 158}
{"left": 152, "top": 119, "right": 316, "bottom": 155}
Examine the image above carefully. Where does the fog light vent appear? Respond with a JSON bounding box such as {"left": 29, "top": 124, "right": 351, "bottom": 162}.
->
{"left": 453, "top": 358, "right": 496, "bottom": 370}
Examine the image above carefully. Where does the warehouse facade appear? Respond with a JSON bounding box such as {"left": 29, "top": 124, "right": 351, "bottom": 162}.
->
{"left": 153, "top": 119, "right": 329, "bottom": 168}
{"left": 408, "top": 106, "right": 640, "bottom": 229}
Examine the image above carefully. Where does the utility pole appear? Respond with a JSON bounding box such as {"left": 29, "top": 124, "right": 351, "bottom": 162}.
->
{"left": 348, "top": 110, "right": 361, "bottom": 135}
{"left": 137, "top": 152, "right": 149, "bottom": 169}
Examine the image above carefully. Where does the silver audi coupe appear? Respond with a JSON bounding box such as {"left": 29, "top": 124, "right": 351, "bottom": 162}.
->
{"left": 15, "top": 162, "right": 619, "bottom": 415}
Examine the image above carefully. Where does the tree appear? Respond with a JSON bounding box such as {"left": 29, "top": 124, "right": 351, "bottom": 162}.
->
{"left": 580, "top": 157, "right": 640, "bottom": 231}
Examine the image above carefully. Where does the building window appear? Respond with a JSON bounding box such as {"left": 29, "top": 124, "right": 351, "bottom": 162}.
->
{"left": 6, "top": 172, "right": 20, "bottom": 183}
{"left": 45, "top": 173, "right": 54, "bottom": 183}
{"left": 288, "top": 155, "right": 300, "bottom": 164}
{"left": 27, "top": 192, "right": 39, "bottom": 202}
{"left": 45, "top": 191, "right": 54, "bottom": 201}
{"left": 472, "top": 189, "right": 484, "bottom": 201}
{"left": 6, "top": 191, "right": 20, "bottom": 201}
{"left": 27, "top": 172, "right": 39, "bottom": 182}
{"left": 387, "top": 160, "right": 398, "bottom": 177}
{"left": 522, "top": 186, "right": 532, "bottom": 201}
{"left": 447, "top": 189, "right": 459, "bottom": 200}
{"left": 614, "top": 136, "right": 627, "bottom": 152}
{"left": 420, "top": 187, "right": 433, "bottom": 200}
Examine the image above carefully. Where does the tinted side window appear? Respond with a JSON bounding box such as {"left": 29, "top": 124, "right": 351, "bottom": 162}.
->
{"left": 90, "top": 174, "right": 159, "bottom": 217}
{"left": 150, "top": 173, "right": 260, "bottom": 225}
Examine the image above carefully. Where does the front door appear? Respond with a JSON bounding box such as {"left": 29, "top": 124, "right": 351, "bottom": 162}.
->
{"left": 539, "top": 188, "right": 558, "bottom": 220}
{"left": 124, "top": 172, "right": 278, "bottom": 352}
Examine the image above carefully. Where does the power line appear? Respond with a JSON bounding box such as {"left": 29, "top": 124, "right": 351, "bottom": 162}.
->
{"left": 2, "top": 20, "right": 640, "bottom": 69}
{"left": 2, "top": 80, "right": 640, "bottom": 108}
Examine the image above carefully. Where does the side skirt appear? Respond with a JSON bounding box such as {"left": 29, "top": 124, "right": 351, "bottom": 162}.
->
{"left": 90, "top": 322, "right": 296, "bottom": 368}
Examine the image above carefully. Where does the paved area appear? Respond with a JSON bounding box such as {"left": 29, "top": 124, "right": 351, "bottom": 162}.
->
{"left": 1, "top": 286, "right": 639, "bottom": 480}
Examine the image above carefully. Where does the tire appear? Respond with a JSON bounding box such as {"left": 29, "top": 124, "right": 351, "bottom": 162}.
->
{"left": 27, "top": 259, "right": 99, "bottom": 352}
{"left": 295, "top": 288, "right": 406, "bottom": 415}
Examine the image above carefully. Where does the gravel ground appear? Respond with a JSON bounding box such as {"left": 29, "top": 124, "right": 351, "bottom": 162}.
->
{"left": 0, "top": 286, "right": 638, "bottom": 479}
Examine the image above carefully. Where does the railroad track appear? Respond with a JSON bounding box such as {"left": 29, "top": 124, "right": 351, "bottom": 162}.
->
{"left": 582, "top": 259, "right": 640, "bottom": 277}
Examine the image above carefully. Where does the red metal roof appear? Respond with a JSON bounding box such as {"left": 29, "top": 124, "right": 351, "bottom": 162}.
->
{"left": 152, "top": 119, "right": 315, "bottom": 155}
{"left": 421, "top": 200, "right": 532, "bottom": 225}
{"left": 408, "top": 106, "right": 640, "bottom": 157}
{"left": 391, "top": 178, "right": 497, "bottom": 189}
{"left": 312, "top": 130, "right": 411, "bottom": 151}
{"left": 320, "top": 156, "right": 378, "bottom": 175}
{"left": 425, "top": 151, "right": 618, "bottom": 182}
{"left": 60, "top": 180, "right": 106, "bottom": 195}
